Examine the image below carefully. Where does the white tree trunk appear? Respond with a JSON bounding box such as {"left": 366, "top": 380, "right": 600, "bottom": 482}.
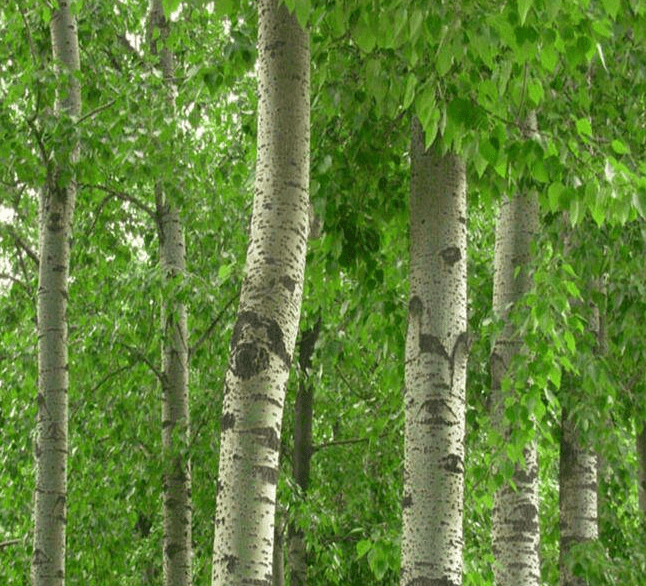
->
{"left": 559, "top": 411, "right": 598, "bottom": 586}
{"left": 32, "top": 3, "right": 81, "bottom": 585}
{"left": 401, "top": 119, "right": 468, "bottom": 586}
{"left": 637, "top": 425, "right": 646, "bottom": 515}
{"left": 491, "top": 190, "right": 540, "bottom": 586}
{"left": 148, "top": 2, "right": 193, "bottom": 584}
{"left": 211, "top": 1, "right": 310, "bottom": 584}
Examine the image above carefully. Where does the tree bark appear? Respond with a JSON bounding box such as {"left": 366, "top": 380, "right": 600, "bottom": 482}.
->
{"left": 400, "top": 118, "right": 468, "bottom": 586}
{"left": 491, "top": 184, "right": 540, "bottom": 586}
{"left": 637, "top": 424, "right": 646, "bottom": 515}
{"left": 288, "top": 317, "right": 320, "bottom": 586}
{"left": 211, "top": 1, "right": 310, "bottom": 584}
{"left": 148, "top": 2, "right": 192, "bottom": 584}
{"left": 32, "top": 3, "right": 81, "bottom": 585}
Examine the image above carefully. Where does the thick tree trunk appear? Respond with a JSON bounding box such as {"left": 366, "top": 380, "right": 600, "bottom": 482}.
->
{"left": 491, "top": 188, "right": 540, "bottom": 586}
{"left": 148, "top": 3, "right": 192, "bottom": 584}
{"left": 400, "top": 119, "right": 468, "bottom": 586}
{"left": 32, "top": 3, "right": 81, "bottom": 585}
{"left": 211, "top": 1, "right": 310, "bottom": 584}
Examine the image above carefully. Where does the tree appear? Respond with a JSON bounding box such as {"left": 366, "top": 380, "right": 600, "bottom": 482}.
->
{"left": 32, "top": 2, "right": 81, "bottom": 585}
{"left": 210, "top": 0, "right": 310, "bottom": 583}
{"left": 147, "top": 1, "right": 193, "bottom": 584}
{"left": 401, "top": 118, "right": 468, "bottom": 586}
{"left": 490, "top": 117, "right": 540, "bottom": 586}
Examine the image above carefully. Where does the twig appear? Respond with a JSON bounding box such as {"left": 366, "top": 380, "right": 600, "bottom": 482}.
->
{"left": 8, "top": 227, "right": 39, "bottom": 267}
{"left": 189, "top": 290, "right": 239, "bottom": 357}
{"left": 77, "top": 99, "right": 117, "bottom": 124}
{"left": 0, "top": 539, "right": 20, "bottom": 550}
{"left": 0, "top": 272, "right": 30, "bottom": 293}
{"left": 119, "top": 342, "right": 164, "bottom": 382}
{"left": 80, "top": 183, "right": 155, "bottom": 220}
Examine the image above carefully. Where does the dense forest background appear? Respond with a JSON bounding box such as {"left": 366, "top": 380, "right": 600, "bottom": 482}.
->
{"left": 1, "top": 0, "right": 645, "bottom": 585}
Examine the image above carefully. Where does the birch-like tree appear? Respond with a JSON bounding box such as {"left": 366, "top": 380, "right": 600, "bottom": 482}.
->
{"left": 401, "top": 119, "right": 468, "bottom": 586}
{"left": 148, "top": 1, "right": 192, "bottom": 584}
{"left": 32, "top": 3, "right": 81, "bottom": 585}
{"left": 490, "top": 169, "right": 540, "bottom": 584}
{"left": 211, "top": 0, "right": 310, "bottom": 583}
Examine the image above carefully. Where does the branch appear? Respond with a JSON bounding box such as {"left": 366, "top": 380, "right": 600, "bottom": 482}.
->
{"left": 7, "top": 226, "right": 39, "bottom": 267}
{"left": 0, "top": 539, "right": 21, "bottom": 550}
{"left": 0, "top": 272, "right": 30, "bottom": 293}
{"left": 189, "top": 290, "right": 239, "bottom": 357}
{"left": 80, "top": 183, "right": 156, "bottom": 220}
{"left": 119, "top": 342, "right": 163, "bottom": 382}
{"left": 77, "top": 99, "right": 117, "bottom": 125}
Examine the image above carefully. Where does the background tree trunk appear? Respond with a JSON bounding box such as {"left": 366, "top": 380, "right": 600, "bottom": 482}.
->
{"left": 288, "top": 316, "right": 320, "bottom": 586}
{"left": 211, "top": 1, "right": 310, "bottom": 584}
{"left": 148, "top": 2, "right": 192, "bottom": 584}
{"left": 491, "top": 186, "right": 540, "bottom": 586}
{"left": 400, "top": 118, "right": 468, "bottom": 586}
{"left": 32, "top": 3, "right": 81, "bottom": 585}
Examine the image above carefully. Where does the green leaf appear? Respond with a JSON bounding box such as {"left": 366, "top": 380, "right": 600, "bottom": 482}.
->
{"left": 436, "top": 40, "right": 454, "bottom": 76}
{"left": 353, "top": 19, "right": 377, "bottom": 53}
{"left": 356, "top": 539, "right": 372, "bottom": 558}
{"left": 540, "top": 44, "right": 559, "bottom": 72}
{"left": 575, "top": 118, "right": 593, "bottom": 139}
{"left": 402, "top": 74, "right": 417, "bottom": 110}
{"left": 548, "top": 182, "right": 565, "bottom": 211}
{"left": 527, "top": 79, "right": 544, "bottom": 106}
{"left": 518, "top": 0, "right": 534, "bottom": 24}
{"left": 162, "top": 0, "right": 181, "bottom": 18}
{"left": 601, "top": 0, "right": 620, "bottom": 19}
{"left": 295, "top": 0, "right": 311, "bottom": 29}
{"left": 611, "top": 139, "right": 630, "bottom": 154}
{"left": 564, "top": 330, "right": 576, "bottom": 354}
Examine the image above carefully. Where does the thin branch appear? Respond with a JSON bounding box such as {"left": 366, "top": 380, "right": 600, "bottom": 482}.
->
{"left": 119, "top": 342, "right": 164, "bottom": 382}
{"left": 7, "top": 226, "right": 39, "bottom": 267}
{"left": 189, "top": 290, "right": 239, "bottom": 357}
{"left": 0, "top": 272, "right": 30, "bottom": 293}
{"left": 19, "top": 6, "right": 39, "bottom": 67}
{"left": 0, "top": 539, "right": 21, "bottom": 550}
{"left": 79, "top": 183, "right": 156, "bottom": 220}
{"left": 77, "top": 99, "right": 117, "bottom": 125}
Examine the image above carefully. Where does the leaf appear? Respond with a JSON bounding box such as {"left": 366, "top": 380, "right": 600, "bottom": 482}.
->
{"left": 353, "top": 19, "right": 376, "bottom": 53}
{"left": 436, "top": 40, "right": 454, "bottom": 76}
{"left": 611, "top": 139, "right": 630, "bottom": 154}
{"left": 601, "top": 0, "right": 620, "bottom": 19}
{"left": 518, "top": 0, "right": 534, "bottom": 24}
{"left": 295, "top": 0, "right": 311, "bottom": 29}
{"left": 540, "top": 45, "right": 559, "bottom": 72}
{"left": 548, "top": 182, "right": 565, "bottom": 211}
{"left": 402, "top": 74, "right": 417, "bottom": 110}
{"left": 564, "top": 330, "right": 576, "bottom": 354}
{"left": 162, "top": 0, "right": 181, "bottom": 18}
{"left": 356, "top": 539, "right": 372, "bottom": 558}
{"left": 527, "top": 79, "right": 544, "bottom": 106}
{"left": 575, "top": 118, "right": 593, "bottom": 139}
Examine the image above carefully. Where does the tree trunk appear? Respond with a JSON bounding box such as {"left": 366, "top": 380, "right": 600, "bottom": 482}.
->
{"left": 558, "top": 259, "right": 600, "bottom": 586}
{"left": 558, "top": 409, "right": 598, "bottom": 586}
{"left": 637, "top": 425, "right": 646, "bottom": 515}
{"left": 490, "top": 184, "right": 540, "bottom": 586}
{"left": 400, "top": 118, "right": 468, "bottom": 586}
{"left": 32, "top": 3, "right": 81, "bottom": 585}
{"left": 148, "top": 3, "right": 192, "bottom": 585}
{"left": 288, "top": 317, "right": 320, "bottom": 586}
{"left": 211, "top": 1, "right": 310, "bottom": 584}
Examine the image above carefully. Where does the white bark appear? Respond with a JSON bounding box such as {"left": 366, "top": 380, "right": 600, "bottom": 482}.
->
{"left": 637, "top": 425, "right": 646, "bottom": 515}
{"left": 211, "top": 1, "right": 310, "bottom": 584}
{"left": 401, "top": 119, "right": 468, "bottom": 586}
{"left": 491, "top": 191, "right": 540, "bottom": 586}
{"left": 148, "top": 2, "right": 193, "bottom": 584}
{"left": 559, "top": 411, "right": 598, "bottom": 586}
{"left": 32, "top": 3, "right": 81, "bottom": 586}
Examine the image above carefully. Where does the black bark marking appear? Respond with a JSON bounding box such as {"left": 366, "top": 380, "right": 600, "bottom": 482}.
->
{"left": 440, "top": 246, "right": 461, "bottom": 266}
{"left": 405, "top": 578, "right": 459, "bottom": 586}
{"left": 409, "top": 295, "right": 423, "bottom": 319}
{"left": 442, "top": 453, "right": 463, "bottom": 474}
{"left": 402, "top": 493, "right": 413, "bottom": 508}
{"left": 223, "top": 554, "right": 237, "bottom": 573}
{"left": 279, "top": 275, "right": 295, "bottom": 293}
{"left": 221, "top": 412, "right": 236, "bottom": 432}
{"left": 253, "top": 465, "right": 278, "bottom": 485}
{"left": 418, "top": 398, "right": 458, "bottom": 426}
{"left": 230, "top": 311, "right": 290, "bottom": 379}
{"left": 248, "top": 426, "right": 280, "bottom": 451}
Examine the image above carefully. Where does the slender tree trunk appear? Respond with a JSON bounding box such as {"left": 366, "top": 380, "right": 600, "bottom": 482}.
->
{"left": 288, "top": 317, "right": 320, "bottom": 586}
{"left": 558, "top": 261, "right": 600, "bottom": 586}
{"left": 490, "top": 182, "right": 540, "bottom": 585}
{"left": 32, "top": 3, "right": 81, "bottom": 585}
{"left": 211, "top": 1, "right": 310, "bottom": 584}
{"left": 400, "top": 119, "right": 468, "bottom": 586}
{"left": 148, "top": 3, "right": 192, "bottom": 584}
{"left": 637, "top": 425, "right": 646, "bottom": 515}
{"left": 558, "top": 409, "right": 598, "bottom": 586}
